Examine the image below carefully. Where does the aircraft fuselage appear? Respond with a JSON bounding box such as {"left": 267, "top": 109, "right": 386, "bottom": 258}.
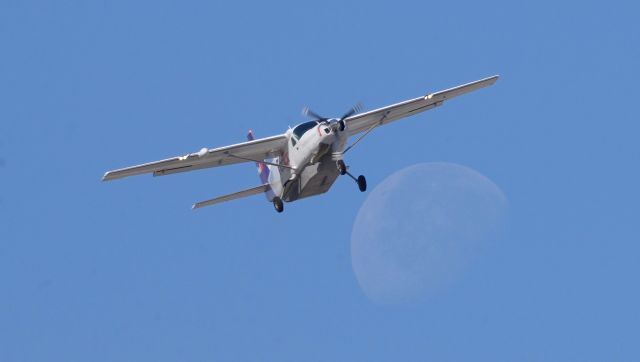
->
{"left": 267, "top": 119, "right": 348, "bottom": 202}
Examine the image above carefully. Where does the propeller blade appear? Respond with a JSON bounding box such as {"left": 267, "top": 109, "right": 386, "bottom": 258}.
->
{"left": 339, "top": 102, "right": 363, "bottom": 121}
{"left": 302, "top": 106, "right": 326, "bottom": 121}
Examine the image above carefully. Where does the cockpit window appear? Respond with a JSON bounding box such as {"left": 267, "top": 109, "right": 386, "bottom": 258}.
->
{"left": 292, "top": 121, "right": 318, "bottom": 139}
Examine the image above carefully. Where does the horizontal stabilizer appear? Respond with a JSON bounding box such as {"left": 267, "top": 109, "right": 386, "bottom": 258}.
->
{"left": 192, "top": 183, "right": 270, "bottom": 209}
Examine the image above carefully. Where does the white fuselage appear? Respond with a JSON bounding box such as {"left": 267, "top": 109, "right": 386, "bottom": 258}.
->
{"left": 267, "top": 120, "right": 348, "bottom": 202}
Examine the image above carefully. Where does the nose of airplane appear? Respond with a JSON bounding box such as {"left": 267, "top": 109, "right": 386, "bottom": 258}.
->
{"left": 319, "top": 125, "right": 336, "bottom": 144}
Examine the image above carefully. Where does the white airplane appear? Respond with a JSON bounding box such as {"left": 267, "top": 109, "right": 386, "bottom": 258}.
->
{"left": 103, "top": 75, "right": 498, "bottom": 212}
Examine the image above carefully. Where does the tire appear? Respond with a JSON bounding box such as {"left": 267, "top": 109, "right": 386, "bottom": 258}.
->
{"left": 357, "top": 175, "right": 367, "bottom": 192}
{"left": 273, "top": 197, "right": 284, "bottom": 213}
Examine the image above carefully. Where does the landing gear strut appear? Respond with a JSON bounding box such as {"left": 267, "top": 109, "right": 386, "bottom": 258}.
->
{"left": 273, "top": 197, "right": 284, "bottom": 213}
{"left": 337, "top": 160, "right": 367, "bottom": 193}
{"left": 337, "top": 160, "right": 348, "bottom": 175}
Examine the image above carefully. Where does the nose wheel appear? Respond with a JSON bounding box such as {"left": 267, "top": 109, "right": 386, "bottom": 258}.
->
{"left": 273, "top": 197, "right": 284, "bottom": 213}
{"left": 337, "top": 160, "right": 367, "bottom": 193}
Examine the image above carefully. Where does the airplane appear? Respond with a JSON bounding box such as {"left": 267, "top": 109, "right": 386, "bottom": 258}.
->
{"left": 103, "top": 75, "right": 499, "bottom": 213}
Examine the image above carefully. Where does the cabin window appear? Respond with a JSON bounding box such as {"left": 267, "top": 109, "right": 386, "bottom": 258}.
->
{"left": 292, "top": 121, "right": 318, "bottom": 140}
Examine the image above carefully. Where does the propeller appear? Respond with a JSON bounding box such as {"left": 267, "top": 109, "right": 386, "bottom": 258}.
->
{"left": 302, "top": 106, "right": 327, "bottom": 121}
{"left": 302, "top": 102, "right": 363, "bottom": 131}
{"left": 338, "top": 102, "right": 362, "bottom": 122}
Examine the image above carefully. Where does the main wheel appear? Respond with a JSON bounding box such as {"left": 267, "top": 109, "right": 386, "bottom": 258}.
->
{"left": 273, "top": 197, "right": 284, "bottom": 213}
{"left": 357, "top": 175, "right": 367, "bottom": 192}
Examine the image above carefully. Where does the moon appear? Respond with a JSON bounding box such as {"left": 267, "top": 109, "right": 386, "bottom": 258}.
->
{"left": 350, "top": 162, "right": 508, "bottom": 304}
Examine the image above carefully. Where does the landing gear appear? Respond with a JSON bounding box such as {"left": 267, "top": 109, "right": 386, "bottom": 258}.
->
{"left": 357, "top": 175, "right": 367, "bottom": 192}
{"left": 273, "top": 197, "right": 284, "bottom": 213}
{"left": 337, "top": 160, "right": 367, "bottom": 193}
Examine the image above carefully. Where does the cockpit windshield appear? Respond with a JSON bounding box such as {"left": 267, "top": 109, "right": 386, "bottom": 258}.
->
{"left": 292, "top": 121, "right": 318, "bottom": 139}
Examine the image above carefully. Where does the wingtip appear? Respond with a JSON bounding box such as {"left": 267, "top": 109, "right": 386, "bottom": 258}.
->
{"left": 102, "top": 171, "right": 120, "bottom": 182}
{"left": 475, "top": 74, "right": 500, "bottom": 87}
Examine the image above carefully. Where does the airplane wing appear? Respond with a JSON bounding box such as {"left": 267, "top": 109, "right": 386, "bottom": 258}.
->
{"left": 344, "top": 75, "right": 499, "bottom": 136}
{"left": 103, "top": 134, "right": 287, "bottom": 181}
{"left": 192, "top": 183, "right": 271, "bottom": 209}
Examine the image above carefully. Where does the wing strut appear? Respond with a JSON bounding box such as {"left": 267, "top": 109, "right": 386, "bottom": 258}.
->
{"left": 342, "top": 110, "right": 390, "bottom": 155}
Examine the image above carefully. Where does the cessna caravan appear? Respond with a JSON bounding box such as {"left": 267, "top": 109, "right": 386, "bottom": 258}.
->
{"left": 103, "top": 75, "right": 498, "bottom": 212}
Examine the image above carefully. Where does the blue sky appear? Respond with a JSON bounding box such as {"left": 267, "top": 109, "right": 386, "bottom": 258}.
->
{"left": 1, "top": 0, "right": 639, "bottom": 360}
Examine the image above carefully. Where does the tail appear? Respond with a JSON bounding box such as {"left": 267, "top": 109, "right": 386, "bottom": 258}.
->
{"left": 247, "top": 130, "right": 270, "bottom": 184}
